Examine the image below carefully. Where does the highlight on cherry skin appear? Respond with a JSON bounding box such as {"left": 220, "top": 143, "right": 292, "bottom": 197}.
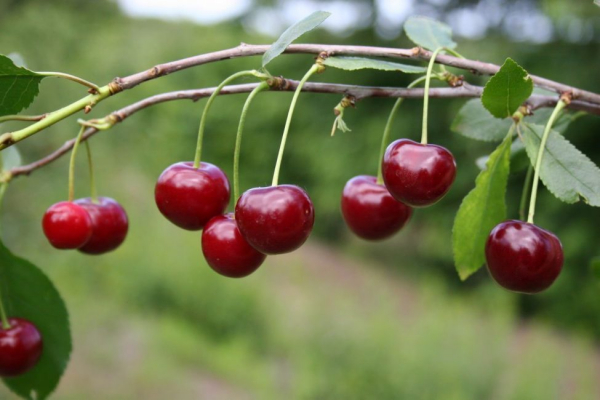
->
{"left": 74, "top": 197, "right": 129, "bottom": 255}
{"left": 485, "top": 220, "right": 564, "bottom": 294}
{"left": 382, "top": 138, "right": 457, "bottom": 208}
{"left": 155, "top": 161, "right": 230, "bottom": 231}
{"left": 202, "top": 213, "right": 267, "bottom": 278}
{"left": 42, "top": 201, "right": 93, "bottom": 249}
{"left": 235, "top": 184, "right": 315, "bottom": 255}
{"left": 341, "top": 175, "right": 412, "bottom": 240}
{"left": 0, "top": 318, "right": 43, "bottom": 377}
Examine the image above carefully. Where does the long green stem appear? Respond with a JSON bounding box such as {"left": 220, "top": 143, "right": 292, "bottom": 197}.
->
{"left": 233, "top": 82, "right": 269, "bottom": 204}
{"left": 193, "top": 70, "right": 264, "bottom": 168}
{"left": 443, "top": 48, "right": 466, "bottom": 59}
{"left": 68, "top": 126, "right": 86, "bottom": 202}
{"left": 0, "top": 114, "right": 46, "bottom": 124}
{"left": 376, "top": 75, "right": 430, "bottom": 184}
{"left": 84, "top": 141, "right": 98, "bottom": 203}
{"left": 519, "top": 165, "right": 533, "bottom": 221}
{"left": 421, "top": 47, "right": 445, "bottom": 145}
{"left": 36, "top": 71, "right": 100, "bottom": 92}
{"left": 272, "top": 64, "right": 320, "bottom": 186}
{"left": 527, "top": 100, "right": 567, "bottom": 224}
{"left": 0, "top": 181, "right": 10, "bottom": 330}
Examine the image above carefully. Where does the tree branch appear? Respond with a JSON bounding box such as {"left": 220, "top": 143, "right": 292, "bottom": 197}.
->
{"left": 8, "top": 78, "right": 598, "bottom": 180}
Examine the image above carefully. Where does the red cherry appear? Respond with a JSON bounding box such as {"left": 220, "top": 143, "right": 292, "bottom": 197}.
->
{"left": 341, "top": 175, "right": 412, "bottom": 240}
{"left": 382, "top": 138, "right": 456, "bottom": 207}
{"left": 42, "top": 201, "right": 92, "bottom": 249}
{"left": 74, "top": 197, "right": 129, "bottom": 255}
{"left": 485, "top": 220, "right": 563, "bottom": 294}
{"left": 0, "top": 318, "right": 43, "bottom": 377}
{"left": 235, "top": 185, "right": 315, "bottom": 254}
{"left": 155, "top": 162, "right": 230, "bottom": 231}
{"left": 202, "top": 213, "right": 266, "bottom": 278}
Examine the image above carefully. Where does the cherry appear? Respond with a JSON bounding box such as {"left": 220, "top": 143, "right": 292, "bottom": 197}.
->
{"left": 341, "top": 175, "right": 412, "bottom": 240}
{"left": 155, "top": 162, "right": 230, "bottom": 231}
{"left": 485, "top": 220, "right": 563, "bottom": 294}
{"left": 0, "top": 318, "right": 43, "bottom": 377}
{"left": 235, "top": 185, "right": 315, "bottom": 254}
{"left": 42, "top": 201, "right": 93, "bottom": 249}
{"left": 202, "top": 213, "right": 266, "bottom": 278}
{"left": 382, "top": 138, "right": 456, "bottom": 207}
{"left": 74, "top": 197, "right": 129, "bottom": 255}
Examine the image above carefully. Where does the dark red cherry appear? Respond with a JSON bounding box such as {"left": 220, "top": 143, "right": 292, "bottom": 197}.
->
{"left": 202, "top": 213, "right": 266, "bottom": 278}
{"left": 74, "top": 197, "right": 129, "bottom": 255}
{"left": 235, "top": 185, "right": 314, "bottom": 254}
{"left": 0, "top": 318, "right": 43, "bottom": 377}
{"left": 485, "top": 220, "right": 563, "bottom": 294}
{"left": 155, "top": 162, "right": 230, "bottom": 231}
{"left": 382, "top": 138, "right": 456, "bottom": 207}
{"left": 341, "top": 175, "right": 412, "bottom": 240}
{"left": 42, "top": 201, "right": 92, "bottom": 249}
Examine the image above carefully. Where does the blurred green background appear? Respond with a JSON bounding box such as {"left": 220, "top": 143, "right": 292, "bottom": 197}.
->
{"left": 1, "top": 0, "right": 600, "bottom": 398}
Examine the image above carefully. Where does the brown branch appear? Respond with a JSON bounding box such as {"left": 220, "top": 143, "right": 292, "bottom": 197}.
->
{"left": 9, "top": 78, "right": 598, "bottom": 180}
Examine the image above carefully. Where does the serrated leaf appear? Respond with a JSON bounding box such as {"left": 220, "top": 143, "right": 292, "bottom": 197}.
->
{"left": 526, "top": 109, "right": 583, "bottom": 134}
{"left": 322, "top": 57, "right": 426, "bottom": 74}
{"left": 1, "top": 146, "right": 21, "bottom": 170}
{"left": 476, "top": 139, "right": 527, "bottom": 173}
{"left": 0, "top": 55, "right": 44, "bottom": 117}
{"left": 262, "top": 11, "right": 330, "bottom": 68}
{"left": 6, "top": 53, "right": 27, "bottom": 69}
{"left": 451, "top": 99, "right": 512, "bottom": 142}
{"left": 481, "top": 58, "right": 533, "bottom": 119}
{"left": 0, "top": 241, "right": 71, "bottom": 400}
{"left": 453, "top": 131, "right": 513, "bottom": 280}
{"left": 403, "top": 16, "right": 456, "bottom": 51}
{"left": 521, "top": 123, "right": 600, "bottom": 206}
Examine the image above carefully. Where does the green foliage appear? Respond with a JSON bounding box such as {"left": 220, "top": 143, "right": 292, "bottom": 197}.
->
{"left": 451, "top": 99, "right": 512, "bottom": 142}
{"left": 403, "top": 16, "right": 457, "bottom": 50}
{"left": 453, "top": 131, "right": 513, "bottom": 280}
{"left": 262, "top": 11, "right": 330, "bottom": 68}
{"left": 322, "top": 56, "right": 426, "bottom": 73}
{"left": 0, "top": 241, "right": 71, "bottom": 400}
{"left": 0, "top": 55, "right": 43, "bottom": 117}
{"left": 522, "top": 122, "right": 600, "bottom": 206}
{"left": 481, "top": 58, "right": 533, "bottom": 118}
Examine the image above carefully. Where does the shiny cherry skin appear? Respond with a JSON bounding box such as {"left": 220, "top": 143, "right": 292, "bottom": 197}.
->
{"left": 235, "top": 185, "right": 315, "bottom": 255}
{"left": 42, "top": 201, "right": 93, "bottom": 249}
{"left": 74, "top": 197, "right": 129, "bottom": 255}
{"left": 155, "top": 162, "right": 230, "bottom": 231}
{"left": 0, "top": 318, "right": 43, "bottom": 377}
{"left": 382, "top": 138, "right": 456, "bottom": 207}
{"left": 341, "top": 175, "right": 412, "bottom": 240}
{"left": 202, "top": 213, "right": 266, "bottom": 278}
{"left": 485, "top": 220, "right": 563, "bottom": 294}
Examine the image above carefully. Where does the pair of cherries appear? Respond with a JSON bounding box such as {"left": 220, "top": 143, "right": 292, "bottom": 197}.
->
{"left": 42, "top": 197, "right": 128, "bottom": 254}
{"left": 154, "top": 162, "right": 314, "bottom": 278}
{"left": 0, "top": 318, "right": 43, "bottom": 377}
{"left": 340, "top": 138, "right": 563, "bottom": 294}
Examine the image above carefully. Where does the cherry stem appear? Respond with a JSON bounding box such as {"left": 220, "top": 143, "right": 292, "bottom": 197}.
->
{"left": 233, "top": 81, "right": 269, "bottom": 205}
{"left": 527, "top": 99, "right": 567, "bottom": 224}
{"left": 271, "top": 63, "right": 320, "bottom": 187}
{"left": 84, "top": 141, "right": 98, "bottom": 203}
{"left": 36, "top": 71, "right": 100, "bottom": 92}
{"left": 421, "top": 47, "right": 445, "bottom": 145}
{"left": 0, "top": 182, "right": 10, "bottom": 330}
{"left": 193, "top": 70, "right": 267, "bottom": 169}
{"left": 443, "top": 48, "right": 465, "bottom": 59}
{"left": 68, "top": 125, "right": 86, "bottom": 202}
{"left": 519, "top": 165, "right": 534, "bottom": 221}
{"left": 0, "top": 114, "right": 46, "bottom": 124}
{"left": 377, "top": 75, "right": 430, "bottom": 184}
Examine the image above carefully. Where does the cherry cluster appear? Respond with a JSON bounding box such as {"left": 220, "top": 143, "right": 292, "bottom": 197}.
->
{"left": 155, "top": 161, "right": 314, "bottom": 278}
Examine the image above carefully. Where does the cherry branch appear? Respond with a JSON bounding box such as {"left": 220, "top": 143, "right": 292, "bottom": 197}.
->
{"left": 2, "top": 43, "right": 599, "bottom": 151}
{"left": 8, "top": 78, "right": 599, "bottom": 181}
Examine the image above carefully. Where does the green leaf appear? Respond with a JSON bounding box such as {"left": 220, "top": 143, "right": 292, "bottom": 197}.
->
{"left": 0, "top": 55, "right": 44, "bottom": 117}
{"left": 521, "top": 123, "right": 600, "bottom": 206}
{"left": 1, "top": 146, "right": 22, "bottom": 170}
{"left": 527, "top": 109, "right": 583, "bottom": 134}
{"left": 262, "top": 11, "right": 330, "bottom": 68}
{"left": 451, "top": 99, "right": 512, "bottom": 142}
{"left": 476, "top": 139, "right": 528, "bottom": 173}
{"left": 453, "top": 131, "right": 513, "bottom": 280}
{"left": 0, "top": 241, "right": 71, "bottom": 400}
{"left": 322, "top": 57, "right": 426, "bottom": 74}
{"left": 481, "top": 58, "right": 533, "bottom": 119}
{"left": 403, "top": 16, "right": 457, "bottom": 50}
{"left": 591, "top": 257, "right": 600, "bottom": 280}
